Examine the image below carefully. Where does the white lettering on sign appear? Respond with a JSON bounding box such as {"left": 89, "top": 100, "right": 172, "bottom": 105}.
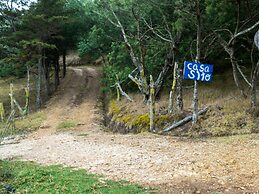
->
{"left": 186, "top": 62, "right": 212, "bottom": 81}
{"left": 188, "top": 70, "right": 195, "bottom": 79}
{"left": 187, "top": 63, "right": 210, "bottom": 73}
{"left": 205, "top": 74, "right": 211, "bottom": 81}
{"left": 187, "top": 63, "right": 192, "bottom": 70}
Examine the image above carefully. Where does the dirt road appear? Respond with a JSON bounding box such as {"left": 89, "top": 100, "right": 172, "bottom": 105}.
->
{"left": 1, "top": 66, "right": 259, "bottom": 193}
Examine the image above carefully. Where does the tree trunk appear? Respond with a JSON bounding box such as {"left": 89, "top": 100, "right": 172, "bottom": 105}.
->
{"left": 62, "top": 49, "right": 66, "bottom": 78}
{"left": 168, "top": 62, "right": 178, "bottom": 114}
{"left": 230, "top": 53, "right": 246, "bottom": 97}
{"left": 111, "top": 9, "right": 149, "bottom": 102}
{"left": 24, "top": 66, "right": 30, "bottom": 115}
{"left": 193, "top": 0, "right": 202, "bottom": 125}
{"left": 42, "top": 52, "right": 51, "bottom": 98}
{"left": 54, "top": 54, "right": 60, "bottom": 91}
{"left": 155, "top": 48, "right": 174, "bottom": 99}
{"left": 168, "top": 91, "right": 173, "bottom": 114}
{"left": 251, "top": 60, "right": 259, "bottom": 115}
{"left": 176, "top": 64, "right": 183, "bottom": 112}
{"left": 36, "top": 57, "right": 42, "bottom": 110}
{"left": 44, "top": 60, "right": 51, "bottom": 97}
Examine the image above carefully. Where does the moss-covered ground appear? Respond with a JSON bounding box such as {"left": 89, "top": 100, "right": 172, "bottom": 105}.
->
{"left": 108, "top": 99, "right": 185, "bottom": 133}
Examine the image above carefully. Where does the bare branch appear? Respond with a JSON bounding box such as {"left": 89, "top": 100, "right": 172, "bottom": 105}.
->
{"left": 128, "top": 74, "right": 146, "bottom": 94}
{"left": 142, "top": 18, "right": 171, "bottom": 42}
{"left": 93, "top": 10, "right": 120, "bottom": 28}
{"left": 236, "top": 64, "right": 252, "bottom": 87}
{"left": 230, "top": 20, "right": 259, "bottom": 44}
{"left": 214, "top": 29, "right": 233, "bottom": 37}
{"left": 110, "top": 9, "right": 141, "bottom": 69}
{"left": 116, "top": 82, "right": 133, "bottom": 102}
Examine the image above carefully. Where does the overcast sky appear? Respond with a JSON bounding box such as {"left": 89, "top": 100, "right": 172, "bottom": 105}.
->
{"left": 10, "top": 0, "right": 37, "bottom": 10}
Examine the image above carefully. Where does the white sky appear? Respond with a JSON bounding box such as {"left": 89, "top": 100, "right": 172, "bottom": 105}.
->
{"left": 8, "top": 0, "right": 37, "bottom": 10}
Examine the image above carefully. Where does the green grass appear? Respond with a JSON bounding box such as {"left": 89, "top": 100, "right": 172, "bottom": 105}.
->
{"left": 57, "top": 120, "right": 78, "bottom": 130}
{"left": 0, "top": 160, "right": 153, "bottom": 194}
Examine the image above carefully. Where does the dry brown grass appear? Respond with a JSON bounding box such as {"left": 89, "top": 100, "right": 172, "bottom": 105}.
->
{"left": 108, "top": 72, "right": 259, "bottom": 137}
{"left": 0, "top": 76, "right": 45, "bottom": 137}
{"left": 0, "top": 77, "right": 27, "bottom": 105}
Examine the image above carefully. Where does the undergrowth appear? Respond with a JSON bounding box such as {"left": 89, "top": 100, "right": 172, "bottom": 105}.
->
{"left": 0, "top": 111, "right": 46, "bottom": 138}
{"left": 108, "top": 99, "right": 184, "bottom": 133}
{"left": 107, "top": 72, "right": 258, "bottom": 137}
{"left": 0, "top": 77, "right": 30, "bottom": 112}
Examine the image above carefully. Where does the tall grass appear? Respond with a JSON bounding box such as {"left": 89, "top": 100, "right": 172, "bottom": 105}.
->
{"left": 109, "top": 72, "right": 258, "bottom": 136}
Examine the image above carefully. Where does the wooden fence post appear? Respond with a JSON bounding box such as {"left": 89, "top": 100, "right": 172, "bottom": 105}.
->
{"left": 9, "top": 83, "right": 15, "bottom": 131}
{"left": 176, "top": 64, "right": 183, "bottom": 113}
{"left": 168, "top": 62, "right": 178, "bottom": 114}
{"left": 149, "top": 75, "right": 155, "bottom": 132}
{"left": 25, "top": 88, "right": 29, "bottom": 114}
{"left": 192, "top": 80, "right": 198, "bottom": 124}
{"left": 0, "top": 102, "right": 5, "bottom": 122}
{"left": 25, "top": 66, "right": 30, "bottom": 115}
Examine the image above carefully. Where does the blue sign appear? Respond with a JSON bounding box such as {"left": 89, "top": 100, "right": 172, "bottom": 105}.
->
{"left": 183, "top": 61, "right": 213, "bottom": 82}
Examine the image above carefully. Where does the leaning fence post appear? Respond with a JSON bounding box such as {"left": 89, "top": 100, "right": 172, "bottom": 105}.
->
{"left": 149, "top": 75, "right": 155, "bottom": 132}
{"left": 25, "top": 66, "right": 30, "bottom": 114}
{"left": 0, "top": 102, "right": 5, "bottom": 122}
{"left": 24, "top": 87, "right": 29, "bottom": 115}
{"left": 9, "top": 83, "right": 15, "bottom": 131}
{"left": 10, "top": 84, "right": 14, "bottom": 112}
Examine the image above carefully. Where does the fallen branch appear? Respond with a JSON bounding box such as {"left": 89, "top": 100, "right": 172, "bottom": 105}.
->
{"left": 163, "top": 107, "right": 208, "bottom": 132}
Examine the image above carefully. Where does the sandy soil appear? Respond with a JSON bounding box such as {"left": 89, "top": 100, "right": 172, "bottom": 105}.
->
{"left": 1, "top": 66, "right": 259, "bottom": 194}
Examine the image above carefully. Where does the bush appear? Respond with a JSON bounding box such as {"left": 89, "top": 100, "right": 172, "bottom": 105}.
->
{"left": 0, "top": 63, "right": 26, "bottom": 78}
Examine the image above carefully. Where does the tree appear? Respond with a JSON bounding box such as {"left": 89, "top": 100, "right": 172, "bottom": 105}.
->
{"left": 0, "top": 0, "right": 70, "bottom": 109}
{"left": 91, "top": 0, "right": 178, "bottom": 102}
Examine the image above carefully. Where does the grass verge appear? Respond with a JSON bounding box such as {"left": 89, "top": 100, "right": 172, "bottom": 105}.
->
{"left": 57, "top": 120, "right": 78, "bottom": 130}
{"left": 0, "top": 160, "right": 153, "bottom": 194}
{"left": 0, "top": 111, "right": 46, "bottom": 138}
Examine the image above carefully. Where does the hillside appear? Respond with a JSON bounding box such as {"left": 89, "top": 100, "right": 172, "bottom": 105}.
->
{"left": 0, "top": 0, "right": 259, "bottom": 193}
{"left": 0, "top": 66, "right": 259, "bottom": 193}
